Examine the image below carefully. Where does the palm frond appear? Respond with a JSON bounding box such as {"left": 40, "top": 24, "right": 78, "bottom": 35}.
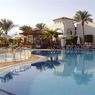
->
{"left": 36, "top": 23, "right": 47, "bottom": 31}
{"left": 0, "top": 19, "right": 15, "bottom": 34}
{"left": 74, "top": 10, "right": 93, "bottom": 23}
{"left": 20, "top": 25, "right": 32, "bottom": 33}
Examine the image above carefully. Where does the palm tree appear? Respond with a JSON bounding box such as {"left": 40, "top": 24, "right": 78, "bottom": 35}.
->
{"left": 0, "top": 28, "right": 3, "bottom": 36}
{"left": 35, "top": 23, "right": 47, "bottom": 31}
{"left": 74, "top": 10, "right": 93, "bottom": 43}
{"left": 19, "top": 25, "right": 32, "bottom": 33}
{"left": 0, "top": 19, "right": 15, "bottom": 34}
{"left": 20, "top": 25, "right": 33, "bottom": 46}
{"left": 46, "top": 29, "right": 58, "bottom": 41}
{"left": 43, "top": 29, "right": 58, "bottom": 48}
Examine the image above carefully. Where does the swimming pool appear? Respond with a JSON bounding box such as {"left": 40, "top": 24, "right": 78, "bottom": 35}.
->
{"left": 0, "top": 50, "right": 95, "bottom": 95}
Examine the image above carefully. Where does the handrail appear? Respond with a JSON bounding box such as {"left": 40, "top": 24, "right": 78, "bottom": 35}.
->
{"left": 0, "top": 89, "right": 16, "bottom": 95}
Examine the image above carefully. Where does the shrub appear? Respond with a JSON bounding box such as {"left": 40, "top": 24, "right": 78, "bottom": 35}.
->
{"left": 66, "top": 36, "right": 77, "bottom": 45}
{"left": 84, "top": 35, "right": 93, "bottom": 43}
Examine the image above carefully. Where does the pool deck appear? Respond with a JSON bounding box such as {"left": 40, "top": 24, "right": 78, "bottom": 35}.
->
{"left": 0, "top": 55, "right": 40, "bottom": 71}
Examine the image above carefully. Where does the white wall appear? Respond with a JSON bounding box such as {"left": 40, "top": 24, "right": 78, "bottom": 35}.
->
{"left": 51, "top": 19, "right": 64, "bottom": 34}
{"left": 51, "top": 18, "right": 75, "bottom": 36}
{"left": 77, "top": 22, "right": 95, "bottom": 45}
{"left": 51, "top": 18, "right": 95, "bottom": 46}
{"left": 63, "top": 19, "right": 75, "bottom": 35}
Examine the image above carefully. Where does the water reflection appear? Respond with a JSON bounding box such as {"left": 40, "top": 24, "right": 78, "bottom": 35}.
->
{"left": 32, "top": 50, "right": 95, "bottom": 85}
{"left": 57, "top": 50, "right": 94, "bottom": 84}
{"left": 73, "top": 51, "right": 94, "bottom": 85}
{"left": 0, "top": 50, "right": 95, "bottom": 85}
{"left": 73, "top": 72, "right": 93, "bottom": 85}
{"left": 0, "top": 64, "right": 31, "bottom": 83}
{"left": 32, "top": 60, "right": 61, "bottom": 71}
{"left": 32, "top": 50, "right": 61, "bottom": 71}
{"left": 0, "top": 72, "right": 13, "bottom": 83}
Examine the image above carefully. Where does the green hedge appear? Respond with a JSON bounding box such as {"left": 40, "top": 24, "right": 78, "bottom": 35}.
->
{"left": 66, "top": 36, "right": 77, "bottom": 45}
{"left": 84, "top": 35, "right": 93, "bottom": 43}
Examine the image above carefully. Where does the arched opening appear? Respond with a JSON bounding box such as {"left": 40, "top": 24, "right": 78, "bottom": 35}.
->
{"left": 67, "top": 29, "right": 73, "bottom": 36}
{"left": 55, "top": 28, "right": 63, "bottom": 38}
{"left": 55, "top": 28, "right": 66, "bottom": 48}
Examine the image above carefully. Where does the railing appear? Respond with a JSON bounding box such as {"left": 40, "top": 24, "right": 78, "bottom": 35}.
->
{"left": 0, "top": 47, "right": 31, "bottom": 63}
{"left": 0, "top": 89, "right": 16, "bottom": 95}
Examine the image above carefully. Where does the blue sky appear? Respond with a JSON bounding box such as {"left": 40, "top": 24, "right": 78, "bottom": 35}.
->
{"left": 0, "top": 0, "right": 95, "bottom": 35}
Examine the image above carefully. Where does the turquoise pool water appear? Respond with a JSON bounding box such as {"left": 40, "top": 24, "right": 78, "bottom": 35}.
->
{"left": 0, "top": 50, "right": 95, "bottom": 95}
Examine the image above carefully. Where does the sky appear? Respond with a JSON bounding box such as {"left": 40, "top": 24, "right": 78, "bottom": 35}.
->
{"left": 0, "top": 0, "right": 95, "bottom": 35}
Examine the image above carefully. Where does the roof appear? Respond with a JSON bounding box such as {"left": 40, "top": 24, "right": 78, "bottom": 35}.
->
{"left": 53, "top": 17, "right": 74, "bottom": 21}
{"left": 12, "top": 34, "right": 26, "bottom": 38}
{"left": 20, "top": 32, "right": 63, "bottom": 36}
{"left": 20, "top": 30, "right": 47, "bottom": 36}
{"left": 0, "top": 34, "right": 12, "bottom": 39}
{"left": 20, "top": 30, "right": 63, "bottom": 36}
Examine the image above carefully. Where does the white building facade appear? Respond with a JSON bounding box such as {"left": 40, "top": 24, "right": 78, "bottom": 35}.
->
{"left": 51, "top": 17, "right": 95, "bottom": 46}
{"left": 51, "top": 17, "right": 75, "bottom": 37}
{"left": 76, "top": 22, "right": 95, "bottom": 45}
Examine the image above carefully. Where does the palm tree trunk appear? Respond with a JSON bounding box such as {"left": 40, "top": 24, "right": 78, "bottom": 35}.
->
{"left": 33, "top": 35, "right": 34, "bottom": 48}
{"left": 50, "top": 36, "right": 52, "bottom": 48}
{"left": 82, "top": 22, "right": 85, "bottom": 43}
{"left": 5, "top": 30, "right": 7, "bottom": 35}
